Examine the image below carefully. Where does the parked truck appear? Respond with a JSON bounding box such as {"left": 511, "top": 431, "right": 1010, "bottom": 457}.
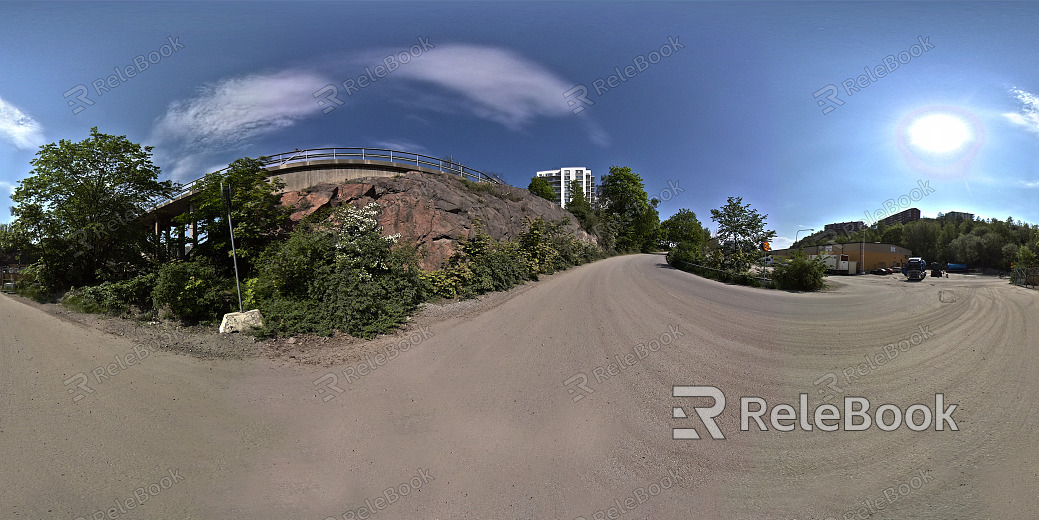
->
{"left": 930, "top": 262, "right": 944, "bottom": 278}
{"left": 903, "top": 257, "right": 928, "bottom": 281}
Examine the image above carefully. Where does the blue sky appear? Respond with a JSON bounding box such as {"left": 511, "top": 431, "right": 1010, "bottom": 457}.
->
{"left": 1, "top": 1, "right": 1038, "bottom": 248}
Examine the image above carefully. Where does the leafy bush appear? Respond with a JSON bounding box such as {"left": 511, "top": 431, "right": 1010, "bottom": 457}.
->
{"left": 152, "top": 260, "right": 234, "bottom": 323}
{"left": 422, "top": 222, "right": 527, "bottom": 299}
{"left": 61, "top": 272, "right": 157, "bottom": 316}
{"left": 668, "top": 241, "right": 706, "bottom": 266}
{"left": 460, "top": 178, "right": 496, "bottom": 195}
{"left": 771, "top": 250, "right": 826, "bottom": 291}
{"left": 468, "top": 243, "right": 528, "bottom": 294}
{"left": 14, "top": 262, "right": 58, "bottom": 302}
{"left": 422, "top": 217, "right": 600, "bottom": 300}
{"left": 667, "top": 246, "right": 764, "bottom": 288}
{"left": 517, "top": 217, "right": 560, "bottom": 279}
{"left": 251, "top": 203, "right": 425, "bottom": 339}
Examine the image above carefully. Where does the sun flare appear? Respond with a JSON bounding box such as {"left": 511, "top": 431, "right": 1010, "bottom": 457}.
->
{"left": 906, "top": 113, "right": 973, "bottom": 153}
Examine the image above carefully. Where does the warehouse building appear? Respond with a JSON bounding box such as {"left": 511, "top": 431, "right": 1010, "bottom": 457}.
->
{"left": 770, "top": 243, "right": 913, "bottom": 273}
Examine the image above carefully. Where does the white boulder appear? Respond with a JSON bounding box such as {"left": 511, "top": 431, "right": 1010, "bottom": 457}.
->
{"left": 220, "top": 309, "right": 264, "bottom": 334}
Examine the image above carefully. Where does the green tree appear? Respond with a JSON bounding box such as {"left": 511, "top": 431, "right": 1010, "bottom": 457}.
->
{"left": 659, "top": 209, "right": 709, "bottom": 249}
{"left": 709, "top": 196, "right": 775, "bottom": 272}
{"left": 1015, "top": 244, "right": 1036, "bottom": 268}
{"left": 0, "top": 222, "right": 35, "bottom": 265}
{"left": 528, "top": 176, "right": 557, "bottom": 203}
{"left": 881, "top": 224, "right": 904, "bottom": 246}
{"left": 10, "top": 127, "right": 178, "bottom": 289}
{"left": 902, "top": 220, "right": 940, "bottom": 261}
{"left": 565, "top": 179, "right": 597, "bottom": 231}
{"left": 598, "top": 166, "right": 659, "bottom": 253}
{"left": 175, "top": 157, "right": 290, "bottom": 275}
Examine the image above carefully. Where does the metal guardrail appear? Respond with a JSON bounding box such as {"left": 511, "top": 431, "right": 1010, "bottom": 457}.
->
{"left": 1010, "top": 266, "right": 1039, "bottom": 288}
{"left": 668, "top": 256, "right": 773, "bottom": 285}
{"left": 149, "top": 147, "right": 502, "bottom": 211}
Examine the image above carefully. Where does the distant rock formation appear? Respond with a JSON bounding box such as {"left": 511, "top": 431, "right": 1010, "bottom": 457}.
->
{"left": 279, "top": 171, "right": 594, "bottom": 270}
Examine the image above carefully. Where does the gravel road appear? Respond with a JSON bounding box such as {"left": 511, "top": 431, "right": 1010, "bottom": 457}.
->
{"left": 2, "top": 253, "right": 1035, "bottom": 519}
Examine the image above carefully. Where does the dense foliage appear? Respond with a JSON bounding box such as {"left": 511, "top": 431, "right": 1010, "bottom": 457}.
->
{"left": 173, "top": 157, "right": 291, "bottom": 277}
{"left": 598, "top": 166, "right": 659, "bottom": 253}
{"left": 771, "top": 250, "right": 827, "bottom": 291}
{"left": 527, "top": 176, "right": 556, "bottom": 202}
{"left": 799, "top": 215, "right": 1039, "bottom": 271}
{"left": 9, "top": 128, "right": 178, "bottom": 290}
{"left": 246, "top": 202, "right": 425, "bottom": 338}
{"left": 423, "top": 217, "right": 603, "bottom": 300}
{"left": 659, "top": 209, "right": 710, "bottom": 250}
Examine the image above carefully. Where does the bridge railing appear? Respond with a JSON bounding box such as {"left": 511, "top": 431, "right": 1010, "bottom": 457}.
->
{"left": 150, "top": 147, "right": 502, "bottom": 211}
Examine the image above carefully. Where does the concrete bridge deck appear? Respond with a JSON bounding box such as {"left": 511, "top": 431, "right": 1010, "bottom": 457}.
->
{"left": 144, "top": 147, "right": 502, "bottom": 231}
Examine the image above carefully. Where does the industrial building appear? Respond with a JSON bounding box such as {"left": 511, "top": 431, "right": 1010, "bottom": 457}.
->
{"left": 535, "top": 167, "right": 596, "bottom": 209}
{"left": 770, "top": 243, "right": 913, "bottom": 273}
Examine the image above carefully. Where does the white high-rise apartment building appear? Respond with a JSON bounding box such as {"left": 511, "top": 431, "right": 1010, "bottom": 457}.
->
{"left": 535, "top": 167, "right": 596, "bottom": 209}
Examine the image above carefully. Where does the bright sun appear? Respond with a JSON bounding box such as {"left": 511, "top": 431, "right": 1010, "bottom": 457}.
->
{"left": 906, "top": 113, "right": 973, "bottom": 153}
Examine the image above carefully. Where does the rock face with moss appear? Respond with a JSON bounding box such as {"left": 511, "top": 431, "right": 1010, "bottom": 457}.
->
{"left": 279, "top": 171, "right": 593, "bottom": 269}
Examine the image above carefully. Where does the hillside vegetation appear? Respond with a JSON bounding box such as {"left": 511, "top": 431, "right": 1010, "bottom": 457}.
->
{"left": 3, "top": 130, "right": 667, "bottom": 338}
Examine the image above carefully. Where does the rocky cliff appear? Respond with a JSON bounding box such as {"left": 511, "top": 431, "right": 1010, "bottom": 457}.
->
{"left": 279, "top": 171, "right": 592, "bottom": 269}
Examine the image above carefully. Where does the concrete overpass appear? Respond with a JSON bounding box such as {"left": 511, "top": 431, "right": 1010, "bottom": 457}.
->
{"left": 144, "top": 147, "right": 503, "bottom": 245}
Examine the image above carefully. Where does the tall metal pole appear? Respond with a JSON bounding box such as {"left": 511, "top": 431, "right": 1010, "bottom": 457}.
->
{"left": 795, "top": 228, "right": 814, "bottom": 249}
{"left": 222, "top": 179, "right": 244, "bottom": 313}
{"left": 861, "top": 226, "right": 866, "bottom": 274}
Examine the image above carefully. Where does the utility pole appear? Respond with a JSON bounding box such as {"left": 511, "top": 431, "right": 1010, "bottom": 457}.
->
{"left": 861, "top": 226, "right": 866, "bottom": 274}
{"left": 221, "top": 179, "right": 244, "bottom": 313}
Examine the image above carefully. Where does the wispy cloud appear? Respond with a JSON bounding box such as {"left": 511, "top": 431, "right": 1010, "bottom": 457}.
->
{"left": 151, "top": 70, "right": 330, "bottom": 179}
{"left": 369, "top": 139, "right": 430, "bottom": 155}
{"left": 151, "top": 43, "right": 611, "bottom": 180}
{"left": 373, "top": 43, "right": 575, "bottom": 130}
{"left": 1004, "top": 87, "right": 1039, "bottom": 135}
{"left": 0, "top": 97, "right": 45, "bottom": 150}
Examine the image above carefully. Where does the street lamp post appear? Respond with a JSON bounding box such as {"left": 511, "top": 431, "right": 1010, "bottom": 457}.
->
{"left": 795, "top": 228, "right": 814, "bottom": 249}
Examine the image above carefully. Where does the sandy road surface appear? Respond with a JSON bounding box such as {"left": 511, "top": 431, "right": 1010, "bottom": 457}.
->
{"left": 2, "top": 253, "right": 1036, "bottom": 519}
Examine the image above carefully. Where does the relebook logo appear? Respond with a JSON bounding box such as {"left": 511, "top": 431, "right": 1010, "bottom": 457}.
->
{"left": 672, "top": 386, "right": 958, "bottom": 440}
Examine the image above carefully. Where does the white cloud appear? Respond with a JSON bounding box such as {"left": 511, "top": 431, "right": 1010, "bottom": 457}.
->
{"left": 0, "top": 97, "right": 45, "bottom": 150}
{"left": 365, "top": 43, "right": 583, "bottom": 131}
{"left": 369, "top": 139, "right": 430, "bottom": 155}
{"left": 151, "top": 70, "right": 330, "bottom": 179}
{"left": 150, "top": 43, "right": 611, "bottom": 180}
{"left": 1004, "top": 87, "right": 1039, "bottom": 135}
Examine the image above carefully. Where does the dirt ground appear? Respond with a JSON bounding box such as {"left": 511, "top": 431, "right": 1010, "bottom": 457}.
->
{"left": 2, "top": 254, "right": 1036, "bottom": 519}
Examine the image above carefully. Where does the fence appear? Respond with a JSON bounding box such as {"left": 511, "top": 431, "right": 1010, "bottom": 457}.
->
{"left": 1010, "top": 266, "right": 1039, "bottom": 288}
{"left": 668, "top": 256, "right": 773, "bottom": 287}
{"left": 0, "top": 266, "right": 21, "bottom": 293}
{"left": 149, "top": 147, "right": 502, "bottom": 210}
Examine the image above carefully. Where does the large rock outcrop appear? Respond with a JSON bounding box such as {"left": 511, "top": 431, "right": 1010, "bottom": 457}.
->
{"left": 279, "top": 171, "right": 593, "bottom": 270}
